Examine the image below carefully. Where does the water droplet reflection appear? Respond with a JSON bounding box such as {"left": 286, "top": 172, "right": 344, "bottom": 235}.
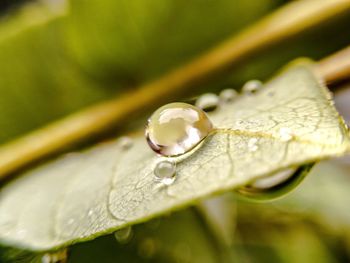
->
{"left": 154, "top": 160, "right": 176, "bottom": 186}
{"left": 219, "top": 88, "right": 238, "bottom": 103}
{"left": 195, "top": 93, "right": 219, "bottom": 112}
{"left": 242, "top": 80, "right": 262, "bottom": 94}
{"left": 118, "top": 136, "right": 133, "bottom": 150}
{"left": 237, "top": 165, "right": 312, "bottom": 201}
{"left": 145, "top": 102, "right": 213, "bottom": 156}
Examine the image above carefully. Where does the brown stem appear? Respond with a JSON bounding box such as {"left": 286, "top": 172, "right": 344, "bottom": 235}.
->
{"left": 0, "top": 0, "right": 350, "bottom": 180}
{"left": 314, "top": 46, "right": 350, "bottom": 85}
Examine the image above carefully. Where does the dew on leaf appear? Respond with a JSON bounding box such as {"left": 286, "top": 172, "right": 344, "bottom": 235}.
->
{"left": 242, "top": 79, "right": 262, "bottom": 94}
{"left": 87, "top": 209, "right": 94, "bottom": 217}
{"left": 145, "top": 102, "right": 213, "bottom": 156}
{"left": 114, "top": 226, "right": 133, "bottom": 244}
{"left": 252, "top": 168, "right": 296, "bottom": 189}
{"left": 279, "top": 127, "right": 293, "bottom": 142}
{"left": 118, "top": 136, "right": 133, "bottom": 150}
{"left": 195, "top": 93, "right": 219, "bottom": 112}
{"left": 219, "top": 88, "right": 238, "bottom": 103}
{"left": 237, "top": 165, "right": 311, "bottom": 201}
{"left": 154, "top": 160, "right": 176, "bottom": 186}
{"left": 248, "top": 138, "right": 258, "bottom": 152}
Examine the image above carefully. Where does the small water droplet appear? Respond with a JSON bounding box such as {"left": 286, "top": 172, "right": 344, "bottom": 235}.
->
{"left": 154, "top": 160, "right": 176, "bottom": 185}
{"left": 114, "top": 226, "right": 133, "bottom": 244}
{"left": 219, "top": 88, "right": 238, "bottom": 103}
{"left": 195, "top": 93, "right": 219, "bottom": 112}
{"left": 242, "top": 80, "right": 262, "bottom": 94}
{"left": 118, "top": 136, "right": 133, "bottom": 150}
{"left": 87, "top": 209, "right": 94, "bottom": 217}
{"left": 145, "top": 102, "right": 213, "bottom": 156}
{"left": 248, "top": 138, "right": 258, "bottom": 152}
{"left": 279, "top": 127, "right": 293, "bottom": 142}
{"left": 235, "top": 119, "right": 244, "bottom": 126}
{"left": 41, "top": 249, "right": 68, "bottom": 263}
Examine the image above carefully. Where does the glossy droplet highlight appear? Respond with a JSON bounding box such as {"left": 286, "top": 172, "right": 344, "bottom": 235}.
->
{"left": 242, "top": 80, "right": 262, "bottom": 94}
{"left": 154, "top": 160, "right": 176, "bottom": 185}
{"left": 219, "top": 88, "right": 238, "bottom": 103}
{"left": 114, "top": 226, "right": 133, "bottom": 244}
{"left": 195, "top": 93, "right": 219, "bottom": 112}
{"left": 251, "top": 168, "right": 296, "bottom": 189}
{"left": 118, "top": 136, "right": 133, "bottom": 150}
{"left": 279, "top": 127, "right": 293, "bottom": 142}
{"left": 237, "top": 165, "right": 312, "bottom": 201}
{"left": 145, "top": 102, "right": 213, "bottom": 156}
{"left": 248, "top": 138, "right": 258, "bottom": 152}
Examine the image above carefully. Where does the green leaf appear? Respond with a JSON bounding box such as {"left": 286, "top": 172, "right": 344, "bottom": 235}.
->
{"left": 0, "top": 63, "right": 349, "bottom": 251}
{"left": 0, "top": 0, "right": 280, "bottom": 143}
{"left": 69, "top": 209, "right": 219, "bottom": 263}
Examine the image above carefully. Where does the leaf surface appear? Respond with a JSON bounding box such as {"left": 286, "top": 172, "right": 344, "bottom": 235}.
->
{"left": 0, "top": 64, "right": 349, "bottom": 251}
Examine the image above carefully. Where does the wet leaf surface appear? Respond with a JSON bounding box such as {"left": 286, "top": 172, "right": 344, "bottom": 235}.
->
{"left": 0, "top": 64, "right": 349, "bottom": 251}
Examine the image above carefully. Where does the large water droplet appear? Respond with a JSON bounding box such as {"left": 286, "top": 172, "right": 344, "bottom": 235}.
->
{"left": 154, "top": 160, "right": 176, "bottom": 185}
{"left": 242, "top": 80, "right": 262, "bottom": 94}
{"left": 114, "top": 226, "right": 133, "bottom": 244}
{"left": 41, "top": 249, "right": 68, "bottom": 263}
{"left": 195, "top": 93, "right": 219, "bottom": 112}
{"left": 219, "top": 88, "right": 238, "bottom": 103}
{"left": 237, "top": 165, "right": 312, "bottom": 201}
{"left": 145, "top": 102, "right": 213, "bottom": 156}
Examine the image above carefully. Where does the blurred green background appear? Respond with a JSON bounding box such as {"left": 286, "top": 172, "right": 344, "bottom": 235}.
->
{"left": 1, "top": 0, "right": 350, "bottom": 262}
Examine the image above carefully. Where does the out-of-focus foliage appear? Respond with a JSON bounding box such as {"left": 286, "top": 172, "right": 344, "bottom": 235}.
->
{"left": 1, "top": 0, "right": 350, "bottom": 143}
{"left": 0, "top": 0, "right": 282, "bottom": 143}
{"left": 1, "top": 0, "right": 350, "bottom": 262}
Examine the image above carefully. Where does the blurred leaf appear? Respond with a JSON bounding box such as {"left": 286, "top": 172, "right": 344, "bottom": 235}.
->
{"left": 0, "top": 3, "right": 115, "bottom": 143}
{"left": 0, "top": 63, "right": 349, "bottom": 251}
{"left": 69, "top": 209, "right": 218, "bottom": 263}
{"left": 273, "top": 159, "right": 350, "bottom": 232}
{"left": 0, "top": 0, "right": 281, "bottom": 143}
{"left": 63, "top": 0, "right": 280, "bottom": 81}
{"left": 233, "top": 159, "right": 350, "bottom": 262}
{"left": 234, "top": 217, "right": 338, "bottom": 263}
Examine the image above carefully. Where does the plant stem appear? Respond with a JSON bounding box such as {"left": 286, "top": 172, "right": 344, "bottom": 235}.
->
{"left": 0, "top": 0, "right": 350, "bottom": 180}
{"left": 314, "top": 46, "right": 350, "bottom": 85}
